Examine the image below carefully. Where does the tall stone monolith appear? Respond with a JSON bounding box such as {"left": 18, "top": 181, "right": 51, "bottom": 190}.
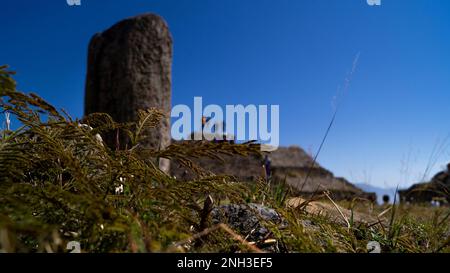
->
{"left": 84, "top": 13, "right": 172, "bottom": 172}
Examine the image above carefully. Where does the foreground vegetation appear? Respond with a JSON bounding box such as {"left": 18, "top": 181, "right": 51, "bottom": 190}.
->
{"left": 0, "top": 66, "right": 449, "bottom": 253}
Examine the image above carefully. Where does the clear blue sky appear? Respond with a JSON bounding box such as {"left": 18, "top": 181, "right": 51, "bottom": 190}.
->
{"left": 1, "top": 0, "right": 450, "bottom": 188}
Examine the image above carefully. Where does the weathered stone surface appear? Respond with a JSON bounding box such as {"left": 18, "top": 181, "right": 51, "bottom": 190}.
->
{"left": 211, "top": 203, "right": 287, "bottom": 243}
{"left": 84, "top": 13, "right": 172, "bottom": 171}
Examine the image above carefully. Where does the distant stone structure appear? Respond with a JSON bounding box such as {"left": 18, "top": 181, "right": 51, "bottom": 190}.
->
{"left": 170, "top": 140, "right": 265, "bottom": 181}
{"left": 399, "top": 163, "right": 450, "bottom": 205}
{"left": 84, "top": 13, "right": 172, "bottom": 172}
{"left": 268, "top": 146, "right": 376, "bottom": 201}
{"left": 171, "top": 144, "right": 376, "bottom": 201}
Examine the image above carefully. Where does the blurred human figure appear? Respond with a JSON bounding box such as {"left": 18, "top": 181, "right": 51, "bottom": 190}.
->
{"left": 382, "top": 194, "right": 390, "bottom": 205}
{"left": 263, "top": 155, "right": 271, "bottom": 180}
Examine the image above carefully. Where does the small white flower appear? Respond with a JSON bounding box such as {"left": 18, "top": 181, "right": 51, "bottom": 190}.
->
{"left": 78, "top": 123, "right": 104, "bottom": 146}
{"left": 115, "top": 184, "right": 124, "bottom": 194}
{"left": 94, "top": 134, "right": 104, "bottom": 145}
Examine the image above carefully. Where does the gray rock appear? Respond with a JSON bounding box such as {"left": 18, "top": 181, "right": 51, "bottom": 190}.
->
{"left": 84, "top": 13, "right": 172, "bottom": 171}
{"left": 211, "top": 203, "right": 286, "bottom": 243}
